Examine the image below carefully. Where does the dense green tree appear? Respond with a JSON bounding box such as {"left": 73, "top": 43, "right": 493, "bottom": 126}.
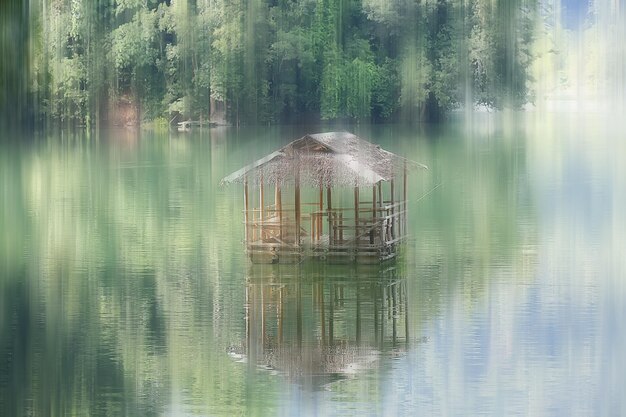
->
{"left": 25, "top": 0, "right": 541, "bottom": 127}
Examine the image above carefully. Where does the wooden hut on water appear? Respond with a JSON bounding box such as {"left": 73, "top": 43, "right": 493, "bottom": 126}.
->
{"left": 221, "top": 132, "right": 427, "bottom": 264}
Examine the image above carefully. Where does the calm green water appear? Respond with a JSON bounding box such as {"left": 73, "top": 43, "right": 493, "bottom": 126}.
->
{"left": 1, "top": 115, "right": 625, "bottom": 416}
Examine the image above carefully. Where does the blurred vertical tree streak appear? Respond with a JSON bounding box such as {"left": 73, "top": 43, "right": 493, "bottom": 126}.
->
{"left": 2, "top": 0, "right": 551, "bottom": 129}
{"left": 0, "top": 0, "right": 31, "bottom": 132}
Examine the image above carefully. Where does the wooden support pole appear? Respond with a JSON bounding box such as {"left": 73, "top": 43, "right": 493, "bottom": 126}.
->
{"left": 327, "top": 187, "right": 333, "bottom": 245}
{"left": 262, "top": 285, "right": 268, "bottom": 349}
{"left": 390, "top": 179, "right": 395, "bottom": 240}
{"left": 356, "top": 286, "right": 361, "bottom": 344}
{"left": 373, "top": 184, "right": 378, "bottom": 217}
{"left": 275, "top": 184, "right": 282, "bottom": 242}
{"left": 380, "top": 286, "right": 385, "bottom": 347}
{"left": 318, "top": 186, "right": 323, "bottom": 240}
{"left": 387, "top": 283, "right": 391, "bottom": 319}
{"left": 371, "top": 184, "right": 377, "bottom": 244}
{"left": 404, "top": 281, "right": 409, "bottom": 347}
{"left": 373, "top": 284, "right": 379, "bottom": 344}
{"left": 320, "top": 281, "right": 326, "bottom": 345}
{"left": 244, "top": 179, "right": 249, "bottom": 243}
{"left": 339, "top": 212, "right": 343, "bottom": 242}
{"left": 354, "top": 186, "right": 360, "bottom": 246}
{"left": 259, "top": 175, "right": 264, "bottom": 242}
{"left": 403, "top": 161, "right": 407, "bottom": 238}
{"left": 329, "top": 284, "right": 334, "bottom": 346}
{"left": 295, "top": 169, "right": 301, "bottom": 246}
{"left": 392, "top": 283, "right": 397, "bottom": 345}
{"left": 278, "top": 286, "right": 284, "bottom": 345}
{"left": 296, "top": 282, "right": 302, "bottom": 348}
{"left": 245, "top": 285, "right": 250, "bottom": 352}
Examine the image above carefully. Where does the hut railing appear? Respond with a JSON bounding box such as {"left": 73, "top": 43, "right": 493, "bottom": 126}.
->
{"left": 243, "top": 201, "right": 407, "bottom": 250}
{"left": 244, "top": 206, "right": 303, "bottom": 246}
{"left": 325, "top": 202, "right": 406, "bottom": 248}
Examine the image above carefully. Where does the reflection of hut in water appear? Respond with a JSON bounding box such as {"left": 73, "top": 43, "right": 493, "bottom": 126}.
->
{"left": 221, "top": 132, "right": 427, "bottom": 264}
{"left": 235, "top": 265, "right": 410, "bottom": 383}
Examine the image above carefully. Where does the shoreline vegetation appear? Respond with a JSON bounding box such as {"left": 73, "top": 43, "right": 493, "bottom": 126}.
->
{"left": 1, "top": 0, "right": 621, "bottom": 131}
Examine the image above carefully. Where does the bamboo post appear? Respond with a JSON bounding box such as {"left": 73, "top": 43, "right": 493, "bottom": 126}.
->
{"left": 404, "top": 281, "right": 409, "bottom": 347}
{"left": 261, "top": 284, "right": 266, "bottom": 348}
{"left": 390, "top": 179, "right": 395, "bottom": 240}
{"left": 259, "top": 174, "right": 264, "bottom": 243}
{"left": 315, "top": 211, "right": 324, "bottom": 240}
{"left": 245, "top": 284, "right": 250, "bottom": 353}
{"left": 296, "top": 281, "right": 302, "bottom": 348}
{"left": 380, "top": 286, "right": 385, "bottom": 347}
{"left": 295, "top": 166, "right": 301, "bottom": 246}
{"left": 356, "top": 286, "right": 361, "bottom": 344}
{"left": 318, "top": 186, "right": 323, "bottom": 240}
{"left": 340, "top": 285, "right": 344, "bottom": 307}
{"left": 339, "top": 212, "right": 343, "bottom": 242}
{"left": 387, "top": 285, "right": 391, "bottom": 319}
{"left": 371, "top": 184, "right": 377, "bottom": 244}
{"left": 327, "top": 187, "right": 333, "bottom": 245}
{"left": 403, "top": 161, "right": 407, "bottom": 239}
{"left": 278, "top": 286, "right": 284, "bottom": 345}
{"left": 275, "top": 184, "right": 282, "bottom": 242}
{"left": 320, "top": 281, "right": 326, "bottom": 345}
{"left": 373, "top": 283, "right": 379, "bottom": 343}
{"left": 354, "top": 186, "right": 359, "bottom": 246}
{"left": 392, "top": 283, "right": 397, "bottom": 345}
{"left": 244, "top": 179, "right": 249, "bottom": 244}
{"left": 378, "top": 181, "right": 384, "bottom": 243}
{"left": 329, "top": 284, "right": 334, "bottom": 346}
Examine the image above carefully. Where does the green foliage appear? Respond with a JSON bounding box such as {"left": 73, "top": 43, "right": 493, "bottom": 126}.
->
{"left": 26, "top": 0, "right": 540, "bottom": 126}
{"left": 400, "top": 44, "right": 432, "bottom": 112}
{"left": 320, "top": 49, "right": 343, "bottom": 119}
{"left": 111, "top": 10, "right": 158, "bottom": 70}
{"left": 371, "top": 59, "right": 399, "bottom": 120}
{"left": 345, "top": 58, "right": 376, "bottom": 120}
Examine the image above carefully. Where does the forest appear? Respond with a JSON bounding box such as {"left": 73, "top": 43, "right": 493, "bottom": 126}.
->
{"left": 5, "top": 0, "right": 541, "bottom": 127}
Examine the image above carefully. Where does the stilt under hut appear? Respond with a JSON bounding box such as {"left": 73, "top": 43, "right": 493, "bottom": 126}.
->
{"left": 239, "top": 264, "right": 409, "bottom": 383}
{"left": 221, "top": 132, "right": 427, "bottom": 264}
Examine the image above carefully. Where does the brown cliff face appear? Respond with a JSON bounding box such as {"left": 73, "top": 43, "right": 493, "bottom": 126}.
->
{"left": 108, "top": 95, "right": 139, "bottom": 127}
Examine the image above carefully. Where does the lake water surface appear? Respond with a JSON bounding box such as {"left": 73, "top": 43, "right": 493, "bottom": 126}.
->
{"left": 1, "top": 115, "right": 625, "bottom": 416}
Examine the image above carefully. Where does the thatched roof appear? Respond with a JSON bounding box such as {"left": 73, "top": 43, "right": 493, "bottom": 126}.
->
{"left": 221, "top": 132, "right": 427, "bottom": 187}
